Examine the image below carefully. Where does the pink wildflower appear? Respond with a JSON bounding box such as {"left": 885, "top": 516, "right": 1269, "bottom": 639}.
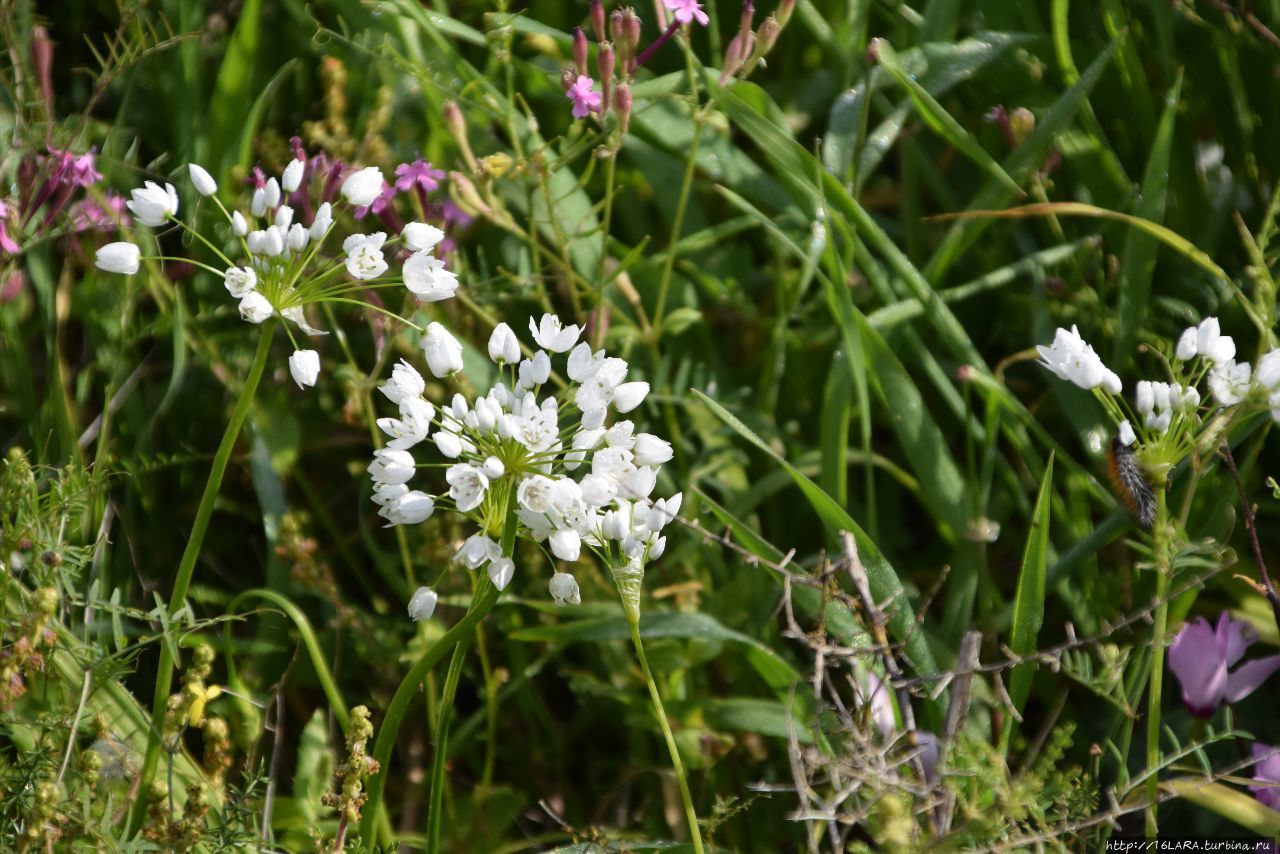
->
{"left": 567, "top": 75, "right": 603, "bottom": 120}
{"left": 0, "top": 201, "right": 19, "bottom": 254}
{"left": 664, "top": 0, "right": 710, "bottom": 26}
{"left": 394, "top": 159, "right": 445, "bottom": 193}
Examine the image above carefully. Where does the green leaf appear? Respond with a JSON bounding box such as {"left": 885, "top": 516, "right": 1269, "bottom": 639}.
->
{"left": 1001, "top": 454, "right": 1054, "bottom": 753}
{"left": 1113, "top": 72, "right": 1184, "bottom": 365}
{"left": 692, "top": 389, "right": 943, "bottom": 699}
{"left": 874, "top": 39, "right": 1022, "bottom": 196}
{"left": 701, "top": 698, "right": 815, "bottom": 743}
{"left": 206, "top": 0, "right": 262, "bottom": 172}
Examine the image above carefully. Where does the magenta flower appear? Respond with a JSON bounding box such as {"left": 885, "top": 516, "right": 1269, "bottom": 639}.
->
{"left": 48, "top": 147, "right": 102, "bottom": 188}
{"left": 1251, "top": 743, "right": 1280, "bottom": 810}
{"left": 664, "top": 0, "right": 710, "bottom": 26}
{"left": 71, "top": 194, "right": 130, "bottom": 233}
{"left": 395, "top": 159, "right": 445, "bottom": 193}
{"left": 0, "top": 201, "right": 19, "bottom": 254}
{"left": 1167, "top": 611, "right": 1280, "bottom": 717}
{"left": 566, "top": 75, "right": 603, "bottom": 120}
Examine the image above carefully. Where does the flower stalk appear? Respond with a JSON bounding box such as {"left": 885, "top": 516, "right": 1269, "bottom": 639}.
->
{"left": 1145, "top": 477, "right": 1171, "bottom": 836}
{"left": 135, "top": 319, "right": 277, "bottom": 812}
{"left": 626, "top": 609, "right": 704, "bottom": 854}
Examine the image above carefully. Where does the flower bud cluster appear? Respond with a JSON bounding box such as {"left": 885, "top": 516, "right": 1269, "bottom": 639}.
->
{"left": 369, "top": 313, "right": 680, "bottom": 608}
{"left": 93, "top": 148, "right": 460, "bottom": 391}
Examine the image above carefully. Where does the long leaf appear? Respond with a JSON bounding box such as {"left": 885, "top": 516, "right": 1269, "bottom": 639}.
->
{"left": 1001, "top": 454, "right": 1054, "bottom": 753}
{"left": 692, "top": 390, "right": 943, "bottom": 695}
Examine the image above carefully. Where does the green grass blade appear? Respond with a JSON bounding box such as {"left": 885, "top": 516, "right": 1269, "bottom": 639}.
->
{"left": 1112, "top": 72, "right": 1184, "bottom": 366}
{"left": 873, "top": 39, "right": 1022, "bottom": 196}
{"left": 1000, "top": 453, "right": 1054, "bottom": 754}
{"left": 692, "top": 389, "right": 943, "bottom": 693}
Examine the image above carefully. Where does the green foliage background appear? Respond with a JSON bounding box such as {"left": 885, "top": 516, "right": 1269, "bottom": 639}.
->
{"left": 4, "top": 0, "right": 1280, "bottom": 849}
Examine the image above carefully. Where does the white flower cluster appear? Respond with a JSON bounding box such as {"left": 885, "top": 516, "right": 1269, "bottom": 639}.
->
{"left": 1038, "top": 316, "right": 1280, "bottom": 448}
{"left": 370, "top": 313, "right": 680, "bottom": 610}
{"left": 93, "top": 161, "right": 459, "bottom": 391}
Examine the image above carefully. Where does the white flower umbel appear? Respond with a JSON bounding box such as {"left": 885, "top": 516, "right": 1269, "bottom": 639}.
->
{"left": 367, "top": 313, "right": 677, "bottom": 606}
{"left": 93, "top": 156, "right": 461, "bottom": 390}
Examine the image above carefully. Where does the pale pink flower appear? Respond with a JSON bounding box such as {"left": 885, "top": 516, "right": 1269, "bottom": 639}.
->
{"left": 567, "top": 75, "right": 603, "bottom": 119}
{"left": 664, "top": 0, "right": 710, "bottom": 26}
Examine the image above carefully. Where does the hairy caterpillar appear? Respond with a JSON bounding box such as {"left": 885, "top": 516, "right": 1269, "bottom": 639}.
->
{"left": 1106, "top": 436, "right": 1156, "bottom": 528}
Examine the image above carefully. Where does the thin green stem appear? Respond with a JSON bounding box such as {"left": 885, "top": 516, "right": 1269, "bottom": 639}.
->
{"left": 1145, "top": 481, "right": 1171, "bottom": 836}
{"left": 133, "top": 319, "right": 277, "bottom": 828}
{"left": 627, "top": 616, "right": 704, "bottom": 854}
{"left": 652, "top": 45, "right": 705, "bottom": 334}
{"left": 594, "top": 150, "right": 619, "bottom": 349}
{"left": 359, "top": 581, "right": 501, "bottom": 845}
{"left": 426, "top": 622, "right": 473, "bottom": 854}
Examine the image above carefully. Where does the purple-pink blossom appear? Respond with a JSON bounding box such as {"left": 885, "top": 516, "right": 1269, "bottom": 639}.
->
{"left": 395, "top": 158, "right": 445, "bottom": 193}
{"left": 1250, "top": 743, "right": 1280, "bottom": 810}
{"left": 566, "top": 75, "right": 603, "bottom": 119}
{"left": 71, "top": 194, "right": 130, "bottom": 233}
{"left": 664, "top": 0, "right": 710, "bottom": 26}
{"left": 0, "top": 200, "right": 19, "bottom": 254}
{"left": 48, "top": 147, "right": 102, "bottom": 188}
{"left": 1167, "top": 611, "right": 1280, "bottom": 718}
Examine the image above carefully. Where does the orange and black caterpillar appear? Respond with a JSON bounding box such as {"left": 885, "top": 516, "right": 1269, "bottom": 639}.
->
{"left": 1107, "top": 436, "right": 1156, "bottom": 528}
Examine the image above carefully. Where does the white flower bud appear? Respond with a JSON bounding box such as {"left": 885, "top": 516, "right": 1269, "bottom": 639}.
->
{"left": 549, "top": 572, "right": 581, "bottom": 606}
{"left": 612, "top": 381, "right": 650, "bottom": 413}
{"left": 423, "top": 322, "right": 464, "bottom": 378}
{"left": 310, "top": 202, "right": 333, "bottom": 240}
{"left": 264, "top": 177, "right": 281, "bottom": 208}
{"left": 488, "top": 322, "right": 520, "bottom": 364}
{"left": 407, "top": 586, "right": 438, "bottom": 621}
{"left": 289, "top": 349, "right": 321, "bottom": 389}
{"left": 488, "top": 557, "right": 515, "bottom": 590}
{"left": 232, "top": 210, "right": 248, "bottom": 236}
{"left": 482, "top": 456, "right": 505, "bottom": 479}
{"left": 341, "top": 166, "right": 385, "bottom": 207}
{"left": 282, "top": 158, "right": 305, "bottom": 193}
{"left": 94, "top": 242, "right": 141, "bottom": 275}
{"left": 188, "top": 163, "right": 217, "bottom": 196}
{"left": 274, "top": 204, "right": 294, "bottom": 230}
{"left": 402, "top": 221, "right": 445, "bottom": 252}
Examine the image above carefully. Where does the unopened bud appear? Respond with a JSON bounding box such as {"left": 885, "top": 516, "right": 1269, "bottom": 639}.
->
{"left": 443, "top": 100, "right": 478, "bottom": 173}
{"left": 597, "top": 42, "right": 615, "bottom": 111}
{"left": 755, "top": 15, "right": 781, "bottom": 57}
{"left": 31, "top": 26, "right": 53, "bottom": 116}
{"left": 1009, "top": 107, "right": 1036, "bottom": 145}
{"left": 449, "top": 172, "right": 492, "bottom": 219}
{"left": 720, "top": 32, "right": 750, "bottom": 84}
{"left": 777, "top": 0, "right": 796, "bottom": 29}
{"left": 739, "top": 0, "right": 756, "bottom": 35}
{"left": 573, "top": 26, "right": 589, "bottom": 77}
{"left": 590, "top": 0, "right": 607, "bottom": 42}
{"left": 618, "top": 8, "right": 642, "bottom": 76}
{"left": 614, "top": 84, "right": 633, "bottom": 136}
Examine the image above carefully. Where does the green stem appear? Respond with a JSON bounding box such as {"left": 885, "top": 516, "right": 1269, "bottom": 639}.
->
{"left": 1145, "top": 482, "right": 1171, "bottom": 836}
{"left": 425, "top": 489, "right": 518, "bottom": 852}
{"left": 594, "top": 150, "right": 618, "bottom": 349}
{"left": 651, "top": 43, "right": 704, "bottom": 334}
{"left": 359, "top": 581, "right": 501, "bottom": 845}
{"left": 628, "top": 617, "right": 704, "bottom": 854}
{"left": 426, "top": 622, "right": 473, "bottom": 853}
{"left": 134, "top": 319, "right": 277, "bottom": 827}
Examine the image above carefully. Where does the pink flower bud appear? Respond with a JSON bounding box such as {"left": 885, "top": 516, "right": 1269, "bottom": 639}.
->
{"left": 590, "top": 0, "right": 607, "bottom": 42}
{"left": 573, "top": 26, "right": 589, "bottom": 77}
{"left": 597, "top": 42, "right": 615, "bottom": 111}
{"left": 614, "top": 84, "right": 633, "bottom": 136}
